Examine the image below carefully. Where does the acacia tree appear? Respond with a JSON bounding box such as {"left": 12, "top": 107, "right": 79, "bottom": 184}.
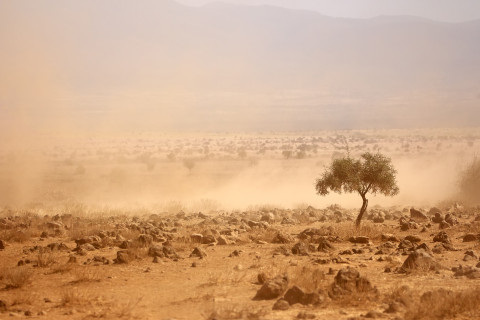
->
{"left": 315, "top": 152, "right": 399, "bottom": 226}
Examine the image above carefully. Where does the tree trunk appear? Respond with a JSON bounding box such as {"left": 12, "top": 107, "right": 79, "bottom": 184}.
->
{"left": 355, "top": 196, "right": 368, "bottom": 227}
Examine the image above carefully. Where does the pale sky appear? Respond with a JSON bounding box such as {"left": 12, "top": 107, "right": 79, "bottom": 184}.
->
{"left": 176, "top": 0, "right": 480, "bottom": 22}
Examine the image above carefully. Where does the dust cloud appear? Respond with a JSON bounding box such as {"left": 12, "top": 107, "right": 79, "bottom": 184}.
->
{"left": 1, "top": 1, "right": 479, "bottom": 214}
{"left": 0, "top": 131, "right": 477, "bottom": 214}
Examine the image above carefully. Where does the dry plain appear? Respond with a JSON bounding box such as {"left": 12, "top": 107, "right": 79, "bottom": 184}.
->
{"left": 1, "top": 129, "right": 480, "bottom": 320}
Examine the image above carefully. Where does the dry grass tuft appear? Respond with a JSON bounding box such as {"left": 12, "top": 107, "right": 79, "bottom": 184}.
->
{"left": 1, "top": 266, "right": 33, "bottom": 289}
{"left": 206, "top": 305, "right": 269, "bottom": 320}
{"left": 60, "top": 288, "right": 89, "bottom": 306}
{"left": 70, "top": 266, "right": 102, "bottom": 283}
{"left": 0, "top": 229, "right": 34, "bottom": 243}
{"left": 404, "top": 287, "right": 480, "bottom": 320}
{"left": 331, "top": 222, "right": 387, "bottom": 241}
{"left": 289, "top": 264, "right": 326, "bottom": 292}
{"left": 36, "top": 252, "right": 57, "bottom": 268}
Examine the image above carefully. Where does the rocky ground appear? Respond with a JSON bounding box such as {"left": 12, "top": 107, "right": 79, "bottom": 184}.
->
{"left": 1, "top": 204, "right": 480, "bottom": 319}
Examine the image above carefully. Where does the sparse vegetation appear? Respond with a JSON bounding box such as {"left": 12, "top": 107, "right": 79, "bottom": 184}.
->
{"left": 459, "top": 155, "right": 480, "bottom": 204}
{"left": 1, "top": 267, "right": 33, "bottom": 289}
{"left": 316, "top": 152, "right": 399, "bottom": 226}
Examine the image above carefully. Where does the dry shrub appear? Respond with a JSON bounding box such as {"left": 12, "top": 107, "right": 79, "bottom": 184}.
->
{"left": 0, "top": 229, "right": 33, "bottom": 243}
{"left": 331, "top": 222, "right": 386, "bottom": 241}
{"left": 36, "top": 252, "right": 57, "bottom": 268}
{"left": 126, "top": 240, "right": 149, "bottom": 260}
{"left": 459, "top": 156, "right": 480, "bottom": 204}
{"left": 1, "top": 266, "right": 33, "bottom": 289}
{"left": 10, "top": 291, "right": 36, "bottom": 306}
{"left": 289, "top": 265, "right": 326, "bottom": 292}
{"left": 60, "top": 288, "right": 88, "bottom": 306}
{"left": 245, "top": 228, "right": 279, "bottom": 243}
{"left": 70, "top": 266, "right": 101, "bottom": 283}
{"left": 206, "top": 305, "right": 268, "bottom": 320}
{"left": 384, "top": 285, "right": 416, "bottom": 309}
{"left": 173, "top": 236, "right": 196, "bottom": 253}
{"left": 404, "top": 287, "right": 480, "bottom": 320}
{"left": 50, "top": 262, "right": 74, "bottom": 274}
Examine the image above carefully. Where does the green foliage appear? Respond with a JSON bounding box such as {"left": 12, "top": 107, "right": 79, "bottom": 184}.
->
{"left": 316, "top": 152, "right": 399, "bottom": 198}
{"left": 315, "top": 152, "right": 399, "bottom": 226}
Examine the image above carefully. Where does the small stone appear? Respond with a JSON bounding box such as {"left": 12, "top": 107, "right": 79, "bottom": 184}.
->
{"left": 0, "top": 299, "right": 6, "bottom": 311}
{"left": 190, "top": 247, "right": 207, "bottom": 259}
{"left": 272, "top": 299, "right": 290, "bottom": 310}
{"left": 433, "top": 231, "right": 450, "bottom": 244}
{"left": 364, "top": 310, "right": 383, "bottom": 318}
{"left": 115, "top": 250, "right": 130, "bottom": 264}
{"left": 257, "top": 272, "right": 268, "bottom": 284}
{"left": 348, "top": 236, "right": 370, "bottom": 244}
{"left": 463, "top": 234, "right": 478, "bottom": 242}
{"left": 24, "top": 310, "right": 32, "bottom": 316}
{"left": 0, "top": 239, "right": 5, "bottom": 250}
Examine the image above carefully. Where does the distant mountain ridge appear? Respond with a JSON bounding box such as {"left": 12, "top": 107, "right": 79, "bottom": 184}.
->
{"left": 0, "top": 0, "right": 479, "bottom": 131}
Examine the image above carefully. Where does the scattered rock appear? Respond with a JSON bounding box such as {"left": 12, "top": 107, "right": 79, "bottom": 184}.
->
{"left": 399, "top": 217, "right": 419, "bottom": 231}
{"left": 216, "top": 235, "right": 229, "bottom": 245}
{"left": 330, "top": 267, "right": 375, "bottom": 297}
{"left": 381, "top": 234, "right": 399, "bottom": 242}
{"left": 364, "top": 310, "right": 383, "bottom": 318}
{"left": 445, "top": 213, "right": 458, "bottom": 226}
{"left": 190, "top": 234, "right": 203, "bottom": 243}
{"left": 404, "top": 235, "right": 421, "bottom": 243}
{"left": 291, "top": 242, "right": 309, "bottom": 256}
{"left": 410, "top": 208, "right": 429, "bottom": 222}
{"left": 257, "top": 272, "right": 268, "bottom": 284}
{"left": 433, "top": 231, "right": 450, "bottom": 244}
{"left": 400, "top": 249, "right": 442, "bottom": 272}
{"left": 254, "top": 274, "right": 289, "bottom": 300}
{"left": 317, "top": 238, "right": 334, "bottom": 252}
{"left": 348, "top": 236, "right": 369, "bottom": 244}
{"left": 283, "top": 286, "right": 322, "bottom": 305}
{"left": 190, "top": 247, "right": 207, "bottom": 259}
{"left": 229, "top": 250, "right": 241, "bottom": 257}
{"left": 272, "top": 299, "right": 290, "bottom": 310}
{"left": 432, "top": 242, "right": 456, "bottom": 254}
{"left": 0, "top": 299, "right": 6, "bottom": 311}
{"left": 202, "top": 235, "right": 217, "bottom": 245}
{"left": 463, "top": 233, "right": 479, "bottom": 242}
{"left": 272, "top": 231, "right": 294, "bottom": 244}
{"left": 114, "top": 250, "right": 130, "bottom": 264}
{"left": 453, "top": 265, "right": 480, "bottom": 279}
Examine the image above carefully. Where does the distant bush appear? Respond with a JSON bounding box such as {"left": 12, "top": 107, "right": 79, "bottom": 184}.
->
{"left": 459, "top": 156, "right": 480, "bottom": 203}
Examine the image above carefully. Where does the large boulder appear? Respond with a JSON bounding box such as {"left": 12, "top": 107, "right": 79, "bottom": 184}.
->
{"left": 272, "top": 231, "right": 294, "bottom": 244}
{"left": 433, "top": 231, "right": 450, "bottom": 244}
{"left": 400, "top": 249, "right": 442, "bottom": 272}
{"left": 253, "top": 274, "right": 289, "bottom": 300}
{"left": 410, "top": 208, "right": 429, "bottom": 222}
{"left": 283, "top": 286, "right": 322, "bottom": 305}
{"left": 330, "top": 267, "right": 375, "bottom": 297}
{"left": 317, "top": 238, "right": 334, "bottom": 252}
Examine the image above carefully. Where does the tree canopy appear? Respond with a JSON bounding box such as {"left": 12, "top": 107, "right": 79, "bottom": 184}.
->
{"left": 316, "top": 152, "right": 399, "bottom": 226}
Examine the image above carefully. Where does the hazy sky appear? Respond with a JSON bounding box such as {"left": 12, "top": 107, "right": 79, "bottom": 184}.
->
{"left": 176, "top": 0, "right": 480, "bottom": 22}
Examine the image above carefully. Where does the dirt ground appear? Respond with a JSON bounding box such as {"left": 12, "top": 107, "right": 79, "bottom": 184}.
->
{"left": 1, "top": 204, "right": 480, "bottom": 320}
{"left": 1, "top": 130, "right": 479, "bottom": 319}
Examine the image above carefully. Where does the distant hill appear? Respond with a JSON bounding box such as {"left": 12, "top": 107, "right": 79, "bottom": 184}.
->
{"left": 1, "top": 0, "right": 479, "bottom": 132}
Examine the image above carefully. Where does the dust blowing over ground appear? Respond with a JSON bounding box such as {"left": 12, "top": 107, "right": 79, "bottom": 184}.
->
{"left": 0, "top": 1, "right": 479, "bottom": 212}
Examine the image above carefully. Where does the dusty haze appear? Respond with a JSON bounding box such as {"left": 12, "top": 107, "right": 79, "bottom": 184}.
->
{"left": 0, "top": 1, "right": 479, "bottom": 213}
